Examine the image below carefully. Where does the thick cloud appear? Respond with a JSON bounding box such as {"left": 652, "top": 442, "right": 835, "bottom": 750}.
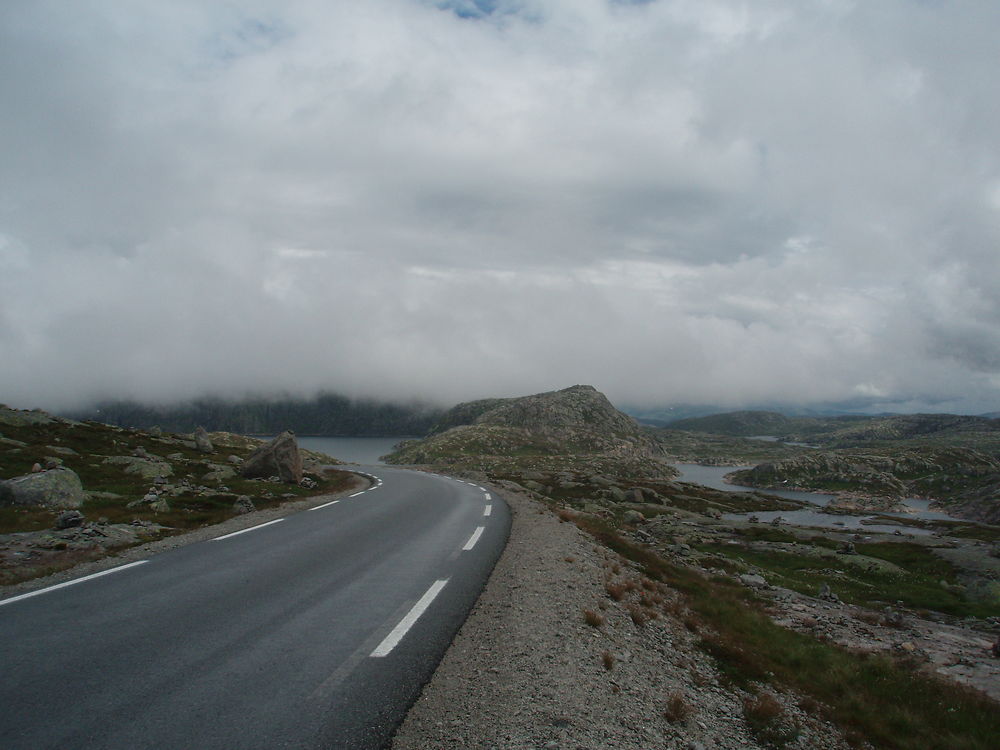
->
{"left": 2, "top": 0, "right": 999, "bottom": 413}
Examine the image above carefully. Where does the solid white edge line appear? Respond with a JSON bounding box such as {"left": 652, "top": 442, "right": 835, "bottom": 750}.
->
{"left": 370, "top": 579, "right": 449, "bottom": 657}
{"left": 462, "top": 526, "right": 486, "bottom": 551}
{"left": 349, "top": 491, "right": 365, "bottom": 498}
{"left": 0, "top": 560, "right": 149, "bottom": 607}
{"left": 484, "top": 505, "right": 492, "bottom": 516}
{"left": 309, "top": 499, "right": 341, "bottom": 511}
{"left": 213, "top": 518, "right": 284, "bottom": 541}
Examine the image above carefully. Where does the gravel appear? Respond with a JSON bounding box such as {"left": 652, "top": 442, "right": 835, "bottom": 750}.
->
{"left": 392, "top": 486, "right": 853, "bottom": 750}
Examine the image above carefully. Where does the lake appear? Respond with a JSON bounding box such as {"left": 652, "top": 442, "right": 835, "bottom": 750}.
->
{"left": 294, "top": 436, "right": 412, "bottom": 465}
{"left": 672, "top": 463, "right": 945, "bottom": 535}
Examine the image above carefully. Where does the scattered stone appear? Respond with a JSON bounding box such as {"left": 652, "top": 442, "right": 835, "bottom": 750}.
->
{"left": 232, "top": 496, "right": 256, "bottom": 515}
{"left": 818, "top": 583, "right": 841, "bottom": 603}
{"left": 132, "top": 446, "right": 149, "bottom": 459}
{"left": 740, "top": 573, "right": 768, "bottom": 589}
{"left": 202, "top": 465, "right": 237, "bottom": 483}
{"left": 0, "top": 467, "right": 86, "bottom": 508}
{"left": 31, "top": 463, "right": 42, "bottom": 473}
{"left": 46, "top": 445, "right": 78, "bottom": 456}
{"left": 55, "top": 510, "right": 85, "bottom": 529}
{"left": 240, "top": 431, "right": 303, "bottom": 483}
{"left": 194, "top": 426, "right": 214, "bottom": 453}
{"left": 838, "top": 541, "right": 857, "bottom": 555}
{"left": 44, "top": 458, "right": 62, "bottom": 469}
{"left": 149, "top": 498, "right": 171, "bottom": 513}
{"left": 227, "top": 455, "right": 243, "bottom": 465}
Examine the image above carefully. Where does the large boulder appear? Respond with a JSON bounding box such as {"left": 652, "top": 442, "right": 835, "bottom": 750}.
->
{"left": 194, "top": 426, "right": 214, "bottom": 453}
{"left": 0, "top": 467, "right": 86, "bottom": 508}
{"left": 240, "top": 431, "right": 303, "bottom": 484}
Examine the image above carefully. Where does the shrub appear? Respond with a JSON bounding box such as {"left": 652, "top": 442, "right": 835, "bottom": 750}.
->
{"left": 664, "top": 691, "right": 692, "bottom": 724}
{"left": 583, "top": 609, "right": 604, "bottom": 627}
{"left": 602, "top": 651, "right": 615, "bottom": 670}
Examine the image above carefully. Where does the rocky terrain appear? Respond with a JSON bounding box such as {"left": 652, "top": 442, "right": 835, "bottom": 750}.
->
{"left": 726, "top": 448, "right": 1000, "bottom": 523}
{"left": 394, "top": 471, "right": 1000, "bottom": 750}
{"left": 667, "top": 410, "right": 1000, "bottom": 451}
{"left": 388, "top": 390, "right": 1000, "bottom": 749}
{"left": 0, "top": 405, "right": 353, "bottom": 585}
{"left": 384, "top": 385, "right": 674, "bottom": 479}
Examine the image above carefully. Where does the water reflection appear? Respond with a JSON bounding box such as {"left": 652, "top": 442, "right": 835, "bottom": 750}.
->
{"left": 672, "top": 463, "right": 940, "bottom": 535}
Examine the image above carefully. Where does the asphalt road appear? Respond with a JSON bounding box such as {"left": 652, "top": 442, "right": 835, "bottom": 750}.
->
{"left": 0, "top": 466, "right": 510, "bottom": 749}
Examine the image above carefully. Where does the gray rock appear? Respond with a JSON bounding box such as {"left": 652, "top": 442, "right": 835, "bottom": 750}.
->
{"left": 622, "top": 509, "right": 646, "bottom": 525}
{"left": 232, "top": 496, "right": 256, "bottom": 515}
{"left": 103, "top": 456, "right": 174, "bottom": 479}
{"left": 227, "top": 455, "right": 243, "bottom": 465}
{"left": 45, "top": 445, "right": 78, "bottom": 456}
{"left": 740, "top": 573, "right": 768, "bottom": 588}
{"left": 818, "top": 583, "right": 841, "bottom": 603}
{"left": 202, "top": 465, "right": 237, "bottom": 483}
{"left": 55, "top": 510, "right": 85, "bottom": 529}
{"left": 149, "top": 498, "right": 171, "bottom": 513}
{"left": 0, "top": 467, "right": 86, "bottom": 508}
{"left": 606, "top": 486, "right": 626, "bottom": 502}
{"left": 194, "top": 426, "right": 214, "bottom": 453}
{"left": 240, "top": 431, "right": 303, "bottom": 484}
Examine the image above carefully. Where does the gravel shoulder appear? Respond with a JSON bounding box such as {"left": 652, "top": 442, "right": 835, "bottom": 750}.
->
{"left": 392, "top": 485, "right": 852, "bottom": 750}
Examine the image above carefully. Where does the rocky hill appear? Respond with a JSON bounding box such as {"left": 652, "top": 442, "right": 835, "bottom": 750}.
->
{"left": 384, "top": 385, "right": 673, "bottom": 478}
{"left": 727, "top": 447, "right": 1000, "bottom": 522}
{"left": 667, "top": 410, "right": 1000, "bottom": 450}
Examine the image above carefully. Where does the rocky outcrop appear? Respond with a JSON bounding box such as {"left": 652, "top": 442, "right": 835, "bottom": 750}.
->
{"left": 0, "top": 467, "right": 86, "bottom": 508}
{"left": 728, "top": 448, "right": 1000, "bottom": 520}
{"left": 193, "top": 426, "right": 214, "bottom": 453}
{"left": 384, "top": 386, "right": 668, "bottom": 475}
{"left": 240, "top": 431, "right": 303, "bottom": 483}
{"left": 103, "top": 456, "right": 174, "bottom": 480}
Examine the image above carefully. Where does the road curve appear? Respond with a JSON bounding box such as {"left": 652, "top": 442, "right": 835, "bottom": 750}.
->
{"left": 0, "top": 466, "right": 510, "bottom": 750}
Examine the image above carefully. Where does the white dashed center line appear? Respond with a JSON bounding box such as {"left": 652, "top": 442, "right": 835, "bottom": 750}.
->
{"left": 484, "top": 505, "right": 492, "bottom": 516}
{"left": 213, "top": 518, "right": 284, "bottom": 541}
{"left": 309, "top": 499, "right": 341, "bottom": 511}
{"left": 0, "top": 560, "right": 149, "bottom": 608}
{"left": 370, "top": 579, "right": 449, "bottom": 657}
{"left": 462, "top": 526, "right": 485, "bottom": 551}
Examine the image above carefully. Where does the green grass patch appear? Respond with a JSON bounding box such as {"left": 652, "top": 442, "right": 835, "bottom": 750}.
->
{"left": 697, "top": 543, "right": 996, "bottom": 618}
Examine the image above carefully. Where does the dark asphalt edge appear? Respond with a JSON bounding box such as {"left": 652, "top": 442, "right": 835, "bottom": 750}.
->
{"left": 0, "top": 468, "right": 372, "bottom": 601}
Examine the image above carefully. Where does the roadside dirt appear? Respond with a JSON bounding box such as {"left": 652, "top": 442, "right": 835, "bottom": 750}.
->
{"left": 391, "top": 486, "right": 852, "bottom": 750}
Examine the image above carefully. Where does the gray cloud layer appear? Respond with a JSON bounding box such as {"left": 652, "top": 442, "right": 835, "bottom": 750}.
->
{"left": 2, "top": 0, "right": 999, "bottom": 412}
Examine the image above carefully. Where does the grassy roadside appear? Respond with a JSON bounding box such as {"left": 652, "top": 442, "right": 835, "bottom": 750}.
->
{"left": 568, "top": 511, "right": 1000, "bottom": 750}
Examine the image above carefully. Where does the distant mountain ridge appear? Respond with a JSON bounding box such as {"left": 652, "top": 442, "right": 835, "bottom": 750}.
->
{"left": 664, "top": 410, "right": 1000, "bottom": 448}
{"left": 70, "top": 394, "right": 444, "bottom": 437}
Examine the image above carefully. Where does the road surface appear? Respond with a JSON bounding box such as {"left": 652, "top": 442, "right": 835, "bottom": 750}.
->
{"left": 0, "top": 466, "right": 509, "bottom": 749}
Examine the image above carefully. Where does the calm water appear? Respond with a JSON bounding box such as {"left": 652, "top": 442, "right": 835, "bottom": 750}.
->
{"left": 294, "top": 436, "right": 411, "bottom": 465}
{"left": 673, "top": 463, "right": 942, "bottom": 535}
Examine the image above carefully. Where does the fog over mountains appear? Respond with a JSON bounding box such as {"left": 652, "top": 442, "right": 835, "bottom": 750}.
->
{"left": 3, "top": 1, "right": 999, "bottom": 414}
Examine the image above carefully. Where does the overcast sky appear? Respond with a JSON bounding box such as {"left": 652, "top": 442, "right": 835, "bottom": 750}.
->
{"left": 2, "top": 0, "right": 999, "bottom": 414}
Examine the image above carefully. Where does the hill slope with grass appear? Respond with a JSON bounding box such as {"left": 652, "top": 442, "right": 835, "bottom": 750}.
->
{"left": 384, "top": 385, "right": 673, "bottom": 478}
{"left": 0, "top": 405, "right": 354, "bottom": 585}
